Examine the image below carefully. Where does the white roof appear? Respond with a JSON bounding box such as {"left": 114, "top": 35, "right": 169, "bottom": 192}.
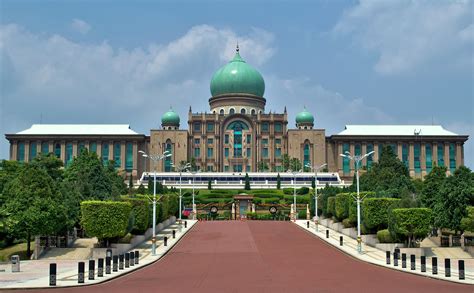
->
{"left": 337, "top": 125, "right": 459, "bottom": 136}
{"left": 15, "top": 124, "right": 141, "bottom": 135}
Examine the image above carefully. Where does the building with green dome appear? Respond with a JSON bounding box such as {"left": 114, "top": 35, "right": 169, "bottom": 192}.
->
{"left": 5, "top": 46, "right": 468, "bottom": 181}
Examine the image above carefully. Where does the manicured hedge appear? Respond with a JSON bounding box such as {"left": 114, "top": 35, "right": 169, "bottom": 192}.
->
{"left": 81, "top": 201, "right": 132, "bottom": 242}
{"left": 389, "top": 208, "right": 432, "bottom": 247}
{"left": 283, "top": 187, "right": 309, "bottom": 195}
{"left": 377, "top": 229, "right": 394, "bottom": 243}
{"left": 362, "top": 198, "right": 400, "bottom": 233}
{"left": 327, "top": 197, "right": 336, "bottom": 218}
{"left": 348, "top": 192, "right": 376, "bottom": 225}
{"left": 122, "top": 197, "right": 149, "bottom": 234}
{"left": 335, "top": 193, "right": 351, "bottom": 221}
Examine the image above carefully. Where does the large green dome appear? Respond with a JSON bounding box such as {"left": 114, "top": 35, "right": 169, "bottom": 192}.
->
{"left": 210, "top": 49, "right": 265, "bottom": 97}
{"left": 161, "top": 108, "right": 180, "bottom": 126}
{"left": 296, "top": 107, "right": 314, "bottom": 124}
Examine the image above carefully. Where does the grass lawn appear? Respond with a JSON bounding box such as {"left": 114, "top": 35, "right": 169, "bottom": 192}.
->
{"left": 0, "top": 241, "right": 34, "bottom": 262}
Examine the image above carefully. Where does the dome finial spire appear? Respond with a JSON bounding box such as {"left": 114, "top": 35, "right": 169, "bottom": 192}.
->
{"left": 236, "top": 42, "right": 239, "bottom": 53}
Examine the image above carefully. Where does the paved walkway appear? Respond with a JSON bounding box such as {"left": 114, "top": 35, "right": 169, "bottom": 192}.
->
{"left": 7, "top": 220, "right": 472, "bottom": 293}
{"left": 0, "top": 220, "right": 196, "bottom": 289}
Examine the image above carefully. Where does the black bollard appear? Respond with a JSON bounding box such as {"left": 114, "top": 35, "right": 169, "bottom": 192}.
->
{"left": 105, "top": 256, "right": 111, "bottom": 274}
{"left": 49, "top": 263, "right": 57, "bottom": 286}
{"left": 394, "top": 252, "right": 398, "bottom": 267}
{"left": 432, "top": 257, "right": 438, "bottom": 275}
{"left": 112, "top": 255, "right": 118, "bottom": 272}
{"left": 164, "top": 236, "right": 168, "bottom": 246}
{"left": 410, "top": 255, "right": 416, "bottom": 270}
{"left": 445, "top": 258, "right": 451, "bottom": 277}
{"left": 119, "top": 254, "right": 124, "bottom": 270}
{"left": 98, "top": 258, "right": 104, "bottom": 277}
{"left": 394, "top": 248, "right": 400, "bottom": 259}
{"left": 326, "top": 230, "right": 329, "bottom": 239}
{"left": 459, "top": 260, "right": 465, "bottom": 280}
{"left": 339, "top": 236, "right": 343, "bottom": 246}
{"left": 421, "top": 256, "right": 426, "bottom": 272}
{"left": 134, "top": 251, "right": 139, "bottom": 264}
{"left": 307, "top": 221, "right": 310, "bottom": 228}
{"left": 386, "top": 251, "right": 390, "bottom": 265}
{"left": 125, "top": 252, "right": 130, "bottom": 268}
{"left": 78, "top": 262, "right": 85, "bottom": 284}
{"left": 402, "top": 253, "right": 407, "bottom": 268}
{"left": 88, "top": 259, "right": 95, "bottom": 280}
{"left": 184, "top": 221, "right": 187, "bottom": 228}
{"left": 130, "top": 252, "right": 135, "bottom": 267}
{"left": 173, "top": 230, "right": 176, "bottom": 238}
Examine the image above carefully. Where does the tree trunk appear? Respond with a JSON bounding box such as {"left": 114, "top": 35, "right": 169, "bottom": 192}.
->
{"left": 26, "top": 233, "right": 31, "bottom": 258}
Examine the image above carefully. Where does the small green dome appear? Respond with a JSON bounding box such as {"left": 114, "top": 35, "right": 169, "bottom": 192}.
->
{"left": 296, "top": 107, "right": 314, "bottom": 124}
{"left": 161, "top": 108, "right": 180, "bottom": 126}
{"left": 210, "top": 48, "right": 265, "bottom": 97}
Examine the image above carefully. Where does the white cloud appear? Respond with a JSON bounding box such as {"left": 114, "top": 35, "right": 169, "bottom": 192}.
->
{"left": 71, "top": 18, "right": 91, "bottom": 34}
{"left": 333, "top": 0, "right": 473, "bottom": 74}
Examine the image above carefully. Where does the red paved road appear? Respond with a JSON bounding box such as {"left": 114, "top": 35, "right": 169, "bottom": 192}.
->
{"left": 17, "top": 221, "right": 474, "bottom": 292}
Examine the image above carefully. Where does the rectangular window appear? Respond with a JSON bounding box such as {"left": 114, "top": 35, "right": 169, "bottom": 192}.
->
{"left": 224, "top": 165, "right": 229, "bottom": 172}
{"left": 402, "top": 143, "right": 409, "bottom": 169}
{"left": 262, "top": 147, "right": 269, "bottom": 158}
{"left": 125, "top": 142, "right": 133, "bottom": 171}
{"left": 194, "top": 138, "right": 200, "bottom": 145}
{"left": 207, "top": 138, "right": 213, "bottom": 145}
{"left": 207, "top": 147, "right": 213, "bottom": 158}
{"left": 193, "top": 123, "right": 201, "bottom": 132}
{"left": 262, "top": 122, "right": 269, "bottom": 132}
{"left": 246, "top": 134, "right": 251, "bottom": 143}
{"left": 378, "top": 143, "right": 384, "bottom": 160}
{"left": 114, "top": 143, "right": 121, "bottom": 168}
{"left": 366, "top": 143, "right": 374, "bottom": 169}
{"left": 390, "top": 143, "right": 397, "bottom": 155}
{"left": 17, "top": 142, "right": 25, "bottom": 162}
{"left": 437, "top": 143, "right": 444, "bottom": 167}
{"left": 194, "top": 147, "right": 201, "bottom": 158}
{"left": 207, "top": 165, "right": 213, "bottom": 172}
{"left": 66, "top": 143, "right": 73, "bottom": 166}
{"left": 246, "top": 147, "right": 251, "bottom": 157}
{"left": 426, "top": 143, "right": 432, "bottom": 173}
{"left": 275, "top": 147, "right": 281, "bottom": 158}
{"left": 102, "top": 143, "right": 109, "bottom": 164}
{"left": 90, "top": 142, "right": 97, "bottom": 154}
{"left": 224, "top": 134, "right": 229, "bottom": 144}
{"left": 225, "top": 148, "right": 229, "bottom": 158}
{"left": 354, "top": 144, "right": 361, "bottom": 169}
{"left": 262, "top": 138, "right": 268, "bottom": 145}
{"left": 449, "top": 143, "right": 456, "bottom": 172}
{"left": 207, "top": 123, "right": 214, "bottom": 132}
{"left": 246, "top": 165, "right": 251, "bottom": 172}
{"left": 414, "top": 143, "right": 421, "bottom": 174}
{"left": 275, "top": 138, "right": 281, "bottom": 145}
{"left": 343, "top": 143, "right": 350, "bottom": 174}
{"left": 54, "top": 142, "right": 61, "bottom": 158}
{"left": 41, "top": 142, "right": 49, "bottom": 154}
{"left": 275, "top": 123, "right": 282, "bottom": 132}
{"left": 78, "top": 142, "right": 86, "bottom": 154}
{"left": 29, "top": 142, "right": 37, "bottom": 161}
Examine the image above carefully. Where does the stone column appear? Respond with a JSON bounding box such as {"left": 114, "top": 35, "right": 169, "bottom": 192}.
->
{"left": 409, "top": 142, "right": 415, "bottom": 177}
{"left": 72, "top": 141, "right": 78, "bottom": 157}
{"left": 373, "top": 141, "right": 379, "bottom": 162}
{"left": 397, "top": 142, "right": 403, "bottom": 160}
{"left": 132, "top": 141, "right": 138, "bottom": 177}
{"left": 97, "top": 141, "right": 102, "bottom": 160}
{"left": 361, "top": 142, "right": 367, "bottom": 166}
{"left": 109, "top": 141, "right": 114, "bottom": 161}
{"left": 421, "top": 143, "right": 427, "bottom": 177}
{"left": 444, "top": 142, "right": 450, "bottom": 174}
{"left": 337, "top": 142, "right": 343, "bottom": 173}
{"left": 49, "top": 141, "right": 54, "bottom": 153}
{"left": 456, "top": 143, "right": 462, "bottom": 168}
{"left": 121, "top": 141, "right": 126, "bottom": 170}
{"left": 349, "top": 142, "right": 355, "bottom": 176}
{"left": 60, "top": 141, "right": 66, "bottom": 162}
{"left": 11, "top": 141, "right": 18, "bottom": 161}
{"left": 432, "top": 142, "right": 438, "bottom": 166}
{"left": 25, "top": 140, "right": 30, "bottom": 162}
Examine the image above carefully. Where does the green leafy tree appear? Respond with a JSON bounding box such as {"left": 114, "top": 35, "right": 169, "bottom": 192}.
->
{"left": 208, "top": 179, "right": 212, "bottom": 190}
{"left": 2, "top": 164, "right": 65, "bottom": 256}
{"left": 105, "top": 161, "right": 127, "bottom": 197}
{"left": 29, "top": 153, "right": 64, "bottom": 182}
{"left": 281, "top": 154, "right": 290, "bottom": 172}
{"left": 258, "top": 161, "right": 269, "bottom": 172}
{"left": 389, "top": 208, "right": 432, "bottom": 247}
{"left": 311, "top": 177, "right": 316, "bottom": 189}
{"left": 0, "top": 160, "right": 22, "bottom": 195}
{"left": 421, "top": 166, "right": 447, "bottom": 210}
{"left": 289, "top": 158, "right": 302, "bottom": 171}
{"left": 460, "top": 206, "right": 474, "bottom": 232}
{"left": 433, "top": 166, "right": 474, "bottom": 233}
{"left": 244, "top": 173, "right": 251, "bottom": 190}
{"left": 276, "top": 173, "right": 281, "bottom": 190}
{"left": 128, "top": 174, "right": 134, "bottom": 193}
{"left": 136, "top": 184, "right": 146, "bottom": 194}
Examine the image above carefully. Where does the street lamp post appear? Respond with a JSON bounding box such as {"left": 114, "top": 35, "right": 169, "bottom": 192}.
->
{"left": 171, "top": 162, "right": 191, "bottom": 221}
{"left": 288, "top": 169, "right": 302, "bottom": 220}
{"left": 305, "top": 163, "right": 327, "bottom": 232}
{"left": 139, "top": 150, "right": 172, "bottom": 256}
{"left": 339, "top": 150, "right": 374, "bottom": 253}
{"left": 188, "top": 169, "right": 201, "bottom": 220}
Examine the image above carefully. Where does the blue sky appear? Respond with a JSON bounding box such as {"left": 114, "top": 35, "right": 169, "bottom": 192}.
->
{"left": 1, "top": 0, "right": 473, "bottom": 167}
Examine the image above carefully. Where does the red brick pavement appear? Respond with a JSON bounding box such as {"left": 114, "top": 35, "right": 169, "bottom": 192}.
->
{"left": 11, "top": 221, "right": 474, "bottom": 293}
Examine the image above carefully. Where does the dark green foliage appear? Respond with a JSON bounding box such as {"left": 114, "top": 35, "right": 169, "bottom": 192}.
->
{"left": 258, "top": 161, "right": 269, "bottom": 172}
{"left": 327, "top": 197, "right": 336, "bottom": 218}
{"left": 460, "top": 206, "right": 474, "bottom": 232}
{"left": 297, "top": 209, "right": 306, "bottom": 219}
{"left": 281, "top": 154, "right": 290, "bottom": 172}
{"left": 283, "top": 187, "right": 309, "bottom": 195}
{"left": 244, "top": 173, "right": 250, "bottom": 190}
{"left": 29, "top": 153, "right": 64, "bottom": 182}
{"left": 289, "top": 158, "right": 302, "bottom": 171}
{"left": 335, "top": 193, "right": 351, "bottom": 221}
{"left": 208, "top": 179, "right": 212, "bottom": 190}
{"left": 342, "top": 218, "right": 353, "bottom": 228}
{"left": 311, "top": 177, "right": 316, "bottom": 189}
{"left": 121, "top": 197, "right": 149, "bottom": 234}
{"left": 80, "top": 201, "right": 132, "bottom": 245}
{"left": 377, "top": 229, "right": 394, "bottom": 243}
{"left": 2, "top": 164, "right": 65, "bottom": 256}
{"left": 362, "top": 198, "right": 401, "bottom": 233}
{"left": 434, "top": 166, "right": 474, "bottom": 233}
{"left": 389, "top": 208, "right": 432, "bottom": 247}
{"left": 128, "top": 175, "right": 134, "bottom": 192}
{"left": 276, "top": 173, "right": 281, "bottom": 190}
{"left": 137, "top": 184, "right": 146, "bottom": 194}
{"left": 421, "top": 166, "right": 447, "bottom": 210}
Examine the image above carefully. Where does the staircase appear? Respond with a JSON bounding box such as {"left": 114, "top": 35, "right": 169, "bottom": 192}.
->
{"left": 39, "top": 238, "right": 97, "bottom": 260}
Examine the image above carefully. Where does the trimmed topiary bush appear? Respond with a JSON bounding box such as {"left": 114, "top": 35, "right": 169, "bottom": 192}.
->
{"left": 122, "top": 197, "right": 149, "bottom": 234}
{"left": 388, "top": 208, "right": 432, "bottom": 247}
{"left": 335, "top": 193, "right": 351, "bottom": 221}
{"left": 377, "top": 229, "right": 394, "bottom": 243}
{"left": 327, "top": 197, "right": 336, "bottom": 218}
{"left": 362, "top": 198, "right": 401, "bottom": 233}
{"left": 81, "top": 201, "right": 132, "bottom": 246}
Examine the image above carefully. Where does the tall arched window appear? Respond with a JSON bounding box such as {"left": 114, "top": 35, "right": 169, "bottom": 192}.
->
{"left": 54, "top": 143, "right": 61, "bottom": 158}
{"left": 303, "top": 142, "right": 311, "bottom": 170}
{"left": 165, "top": 139, "right": 173, "bottom": 172}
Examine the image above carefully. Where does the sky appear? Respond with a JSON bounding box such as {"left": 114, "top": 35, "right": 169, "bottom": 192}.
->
{"left": 0, "top": 0, "right": 473, "bottom": 167}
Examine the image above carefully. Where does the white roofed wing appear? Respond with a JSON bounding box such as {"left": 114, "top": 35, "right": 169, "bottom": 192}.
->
{"left": 337, "top": 125, "right": 459, "bottom": 136}
{"left": 15, "top": 124, "right": 140, "bottom": 135}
